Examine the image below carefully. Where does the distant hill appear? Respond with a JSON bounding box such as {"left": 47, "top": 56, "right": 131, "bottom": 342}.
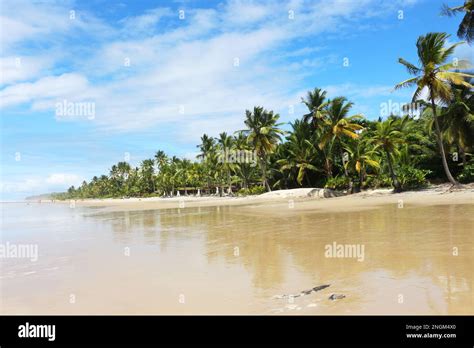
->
{"left": 25, "top": 193, "right": 55, "bottom": 200}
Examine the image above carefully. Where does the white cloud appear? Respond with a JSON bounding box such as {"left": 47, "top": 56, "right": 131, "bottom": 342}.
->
{"left": 45, "top": 173, "right": 82, "bottom": 186}
{"left": 0, "top": 73, "right": 90, "bottom": 108}
{"left": 0, "top": 173, "right": 83, "bottom": 198}
{"left": 0, "top": 0, "right": 422, "bottom": 134}
{"left": 0, "top": 55, "right": 55, "bottom": 86}
{"left": 119, "top": 8, "right": 173, "bottom": 35}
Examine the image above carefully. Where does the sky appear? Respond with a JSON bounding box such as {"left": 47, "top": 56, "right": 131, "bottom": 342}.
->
{"left": 0, "top": 0, "right": 472, "bottom": 200}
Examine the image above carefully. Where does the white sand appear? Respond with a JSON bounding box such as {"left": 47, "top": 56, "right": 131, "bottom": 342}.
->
{"left": 49, "top": 184, "right": 474, "bottom": 213}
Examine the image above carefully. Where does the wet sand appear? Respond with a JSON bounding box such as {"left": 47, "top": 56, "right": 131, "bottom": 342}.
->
{"left": 1, "top": 185, "right": 473, "bottom": 315}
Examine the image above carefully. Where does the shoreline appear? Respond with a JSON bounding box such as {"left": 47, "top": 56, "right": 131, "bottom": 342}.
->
{"left": 16, "top": 183, "right": 473, "bottom": 213}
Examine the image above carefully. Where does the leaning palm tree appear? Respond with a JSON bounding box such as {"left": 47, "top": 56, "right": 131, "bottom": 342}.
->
{"left": 395, "top": 32, "right": 473, "bottom": 185}
{"left": 371, "top": 119, "right": 404, "bottom": 192}
{"left": 241, "top": 106, "right": 284, "bottom": 192}
{"left": 441, "top": 1, "right": 474, "bottom": 43}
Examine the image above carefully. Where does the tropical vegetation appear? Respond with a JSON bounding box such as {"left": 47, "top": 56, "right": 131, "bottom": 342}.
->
{"left": 52, "top": 29, "right": 473, "bottom": 200}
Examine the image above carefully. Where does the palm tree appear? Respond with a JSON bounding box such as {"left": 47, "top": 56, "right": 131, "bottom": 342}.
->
{"left": 343, "top": 139, "right": 380, "bottom": 192}
{"left": 197, "top": 134, "right": 217, "bottom": 192}
{"left": 241, "top": 106, "right": 284, "bottom": 191}
{"left": 117, "top": 161, "right": 131, "bottom": 181}
{"left": 233, "top": 132, "right": 254, "bottom": 189}
{"left": 395, "top": 32, "right": 473, "bottom": 185}
{"left": 301, "top": 88, "right": 329, "bottom": 128}
{"left": 216, "top": 132, "right": 236, "bottom": 194}
{"left": 438, "top": 83, "right": 474, "bottom": 166}
{"left": 371, "top": 119, "right": 404, "bottom": 192}
{"left": 441, "top": 1, "right": 474, "bottom": 43}
{"left": 140, "top": 159, "right": 155, "bottom": 194}
{"left": 318, "top": 97, "right": 364, "bottom": 181}
{"left": 277, "top": 120, "right": 320, "bottom": 186}
{"left": 197, "top": 134, "right": 215, "bottom": 162}
{"left": 154, "top": 150, "right": 167, "bottom": 172}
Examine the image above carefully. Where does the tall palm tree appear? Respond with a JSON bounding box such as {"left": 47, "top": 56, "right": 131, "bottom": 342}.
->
{"left": 233, "top": 132, "right": 254, "bottom": 189}
{"left": 441, "top": 1, "right": 474, "bottom": 43}
{"left": 140, "top": 159, "right": 155, "bottom": 193}
{"left": 318, "top": 97, "right": 364, "bottom": 181}
{"left": 277, "top": 120, "right": 320, "bottom": 186}
{"left": 197, "top": 134, "right": 217, "bottom": 192}
{"left": 301, "top": 88, "right": 329, "bottom": 128}
{"left": 395, "top": 32, "right": 473, "bottom": 185}
{"left": 371, "top": 119, "right": 404, "bottom": 192}
{"left": 154, "top": 150, "right": 167, "bottom": 172}
{"left": 197, "top": 134, "right": 215, "bottom": 162}
{"left": 241, "top": 106, "right": 284, "bottom": 191}
{"left": 216, "top": 132, "right": 236, "bottom": 194}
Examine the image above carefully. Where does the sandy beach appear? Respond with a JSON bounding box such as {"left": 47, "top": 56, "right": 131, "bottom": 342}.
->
{"left": 4, "top": 183, "right": 473, "bottom": 315}
{"left": 49, "top": 184, "right": 474, "bottom": 213}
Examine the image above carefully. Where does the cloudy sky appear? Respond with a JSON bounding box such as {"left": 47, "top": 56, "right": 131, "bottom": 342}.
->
{"left": 0, "top": 0, "right": 470, "bottom": 199}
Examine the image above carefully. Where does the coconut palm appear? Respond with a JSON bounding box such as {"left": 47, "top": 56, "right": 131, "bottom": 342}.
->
{"left": 154, "top": 150, "right": 167, "bottom": 171}
{"left": 441, "top": 1, "right": 474, "bottom": 43}
{"left": 301, "top": 88, "right": 329, "bottom": 128}
{"left": 140, "top": 159, "right": 155, "bottom": 194}
{"left": 241, "top": 106, "right": 284, "bottom": 191}
{"left": 343, "top": 139, "right": 380, "bottom": 192}
{"left": 277, "top": 120, "right": 320, "bottom": 186}
{"left": 395, "top": 32, "right": 473, "bottom": 185}
{"left": 233, "top": 132, "right": 255, "bottom": 189}
{"left": 371, "top": 119, "right": 404, "bottom": 192}
{"left": 216, "top": 132, "right": 237, "bottom": 194}
{"left": 318, "top": 97, "right": 364, "bottom": 181}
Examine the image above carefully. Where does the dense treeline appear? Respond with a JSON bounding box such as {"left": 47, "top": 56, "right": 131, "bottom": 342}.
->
{"left": 52, "top": 31, "right": 474, "bottom": 200}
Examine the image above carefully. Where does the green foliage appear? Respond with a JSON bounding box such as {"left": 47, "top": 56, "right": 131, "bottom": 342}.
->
{"left": 365, "top": 174, "right": 393, "bottom": 189}
{"left": 458, "top": 162, "right": 474, "bottom": 183}
{"left": 397, "top": 166, "right": 431, "bottom": 190}
{"left": 54, "top": 74, "right": 473, "bottom": 199}
{"left": 324, "top": 176, "right": 349, "bottom": 190}
{"left": 236, "top": 186, "right": 266, "bottom": 196}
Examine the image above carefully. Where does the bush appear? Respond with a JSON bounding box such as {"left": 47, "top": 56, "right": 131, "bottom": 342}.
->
{"left": 457, "top": 162, "right": 474, "bottom": 183}
{"left": 397, "top": 166, "right": 430, "bottom": 190}
{"left": 324, "top": 176, "right": 349, "bottom": 190}
{"left": 237, "top": 185, "right": 266, "bottom": 196}
{"left": 364, "top": 174, "right": 392, "bottom": 189}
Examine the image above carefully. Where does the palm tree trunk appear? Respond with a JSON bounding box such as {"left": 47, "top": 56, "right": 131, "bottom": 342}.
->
{"left": 340, "top": 150, "right": 352, "bottom": 193}
{"left": 259, "top": 156, "right": 271, "bottom": 192}
{"left": 460, "top": 146, "right": 467, "bottom": 167}
{"left": 385, "top": 149, "right": 402, "bottom": 192}
{"left": 227, "top": 170, "right": 232, "bottom": 193}
{"left": 305, "top": 173, "right": 311, "bottom": 187}
{"left": 430, "top": 95, "right": 459, "bottom": 186}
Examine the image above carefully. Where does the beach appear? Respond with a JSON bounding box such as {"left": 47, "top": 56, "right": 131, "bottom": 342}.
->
{"left": 2, "top": 185, "right": 471, "bottom": 315}
{"left": 50, "top": 184, "right": 474, "bottom": 213}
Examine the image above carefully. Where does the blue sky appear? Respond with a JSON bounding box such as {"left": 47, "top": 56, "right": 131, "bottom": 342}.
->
{"left": 0, "top": 0, "right": 471, "bottom": 200}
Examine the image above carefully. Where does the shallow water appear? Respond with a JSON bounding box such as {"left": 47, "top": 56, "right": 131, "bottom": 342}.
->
{"left": 1, "top": 202, "right": 473, "bottom": 314}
